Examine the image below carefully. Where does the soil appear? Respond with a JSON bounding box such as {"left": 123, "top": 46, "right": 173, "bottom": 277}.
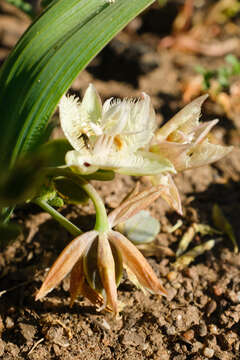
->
{"left": 0, "top": 1, "right": 240, "bottom": 359}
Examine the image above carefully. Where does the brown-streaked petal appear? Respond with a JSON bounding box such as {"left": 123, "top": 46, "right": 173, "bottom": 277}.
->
{"left": 71, "top": 267, "right": 109, "bottom": 310}
{"left": 156, "top": 95, "right": 208, "bottom": 141}
{"left": 151, "top": 174, "right": 182, "bottom": 215}
{"left": 192, "top": 119, "right": 219, "bottom": 146}
{"left": 108, "top": 186, "right": 155, "bottom": 226}
{"left": 81, "top": 281, "right": 113, "bottom": 312}
{"left": 109, "top": 186, "right": 165, "bottom": 227}
{"left": 188, "top": 141, "right": 233, "bottom": 169}
{"left": 119, "top": 182, "right": 140, "bottom": 205}
{"left": 70, "top": 257, "right": 110, "bottom": 309}
{"left": 109, "top": 230, "right": 167, "bottom": 296}
{"left": 69, "top": 258, "right": 85, "bottom": 307}
{"left": 35, "top": 230, "right": 98, "bottom": 300}
{"left": 124, "top": 265, "right": 148, "bottom": 295}
{"left": 97, "top": 232, "right": 118, "bottom": 314}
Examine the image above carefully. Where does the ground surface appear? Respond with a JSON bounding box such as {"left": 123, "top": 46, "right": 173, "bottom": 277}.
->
{"left": 0, "top": 1, "right": 240, "bottom": 359}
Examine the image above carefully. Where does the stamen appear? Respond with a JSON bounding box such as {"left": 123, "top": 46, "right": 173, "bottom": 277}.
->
{"left": 114, "top": 135, "right": 124, "bottom": 150}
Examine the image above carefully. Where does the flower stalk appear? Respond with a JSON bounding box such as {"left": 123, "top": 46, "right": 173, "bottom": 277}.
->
{"left": 80, "top": 182, "right": 109, "bottom": 233}
{"left": 34, "top": 198, "right": 82, "bottom": 237}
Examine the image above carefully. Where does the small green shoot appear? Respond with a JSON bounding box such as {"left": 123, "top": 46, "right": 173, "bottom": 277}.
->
{"left": 212, "top": 203, "right": 238, "bottom": 254}
{"left": 4, "top": 0, "right": 34, "bottom": 18}
{"left": 195, "top": 55, "right": 240, "bottom": 91}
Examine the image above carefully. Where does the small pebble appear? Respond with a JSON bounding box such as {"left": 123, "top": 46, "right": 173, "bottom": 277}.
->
{"left": 203, "top": 347, "right": 214, "bottom": 358}
{"left": 198, "top": 322, "right": 207, "bottom": 337}
{"left": 208, "top": 324, "right": 218, "bottom": 335}
{"left": 183, "top": 329, "right": 194, "bottom": 341}
{"left": 0, "top": 339, "right": 5, "bottom": 357}
{"left": 166, "top": 325, "right": 176, "bottom": 336}
{"left": 167, "top": 271, "right": 177, "bottom": 282}
{"left": 206, "top": 300, "right": 217, "bottom": 317}
{"left": 5, "top": 316, "right": 14, "bottom": 329}
{"left": 0, "top": 316, "right": 4, "bottom": 335}
{"left": 213, "top": 285, "right": 223, "bottom": 296}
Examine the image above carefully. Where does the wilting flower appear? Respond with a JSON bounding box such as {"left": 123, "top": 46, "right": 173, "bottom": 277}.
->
{"left": 59, "top": 84, "right": 174, "bottom": 176}
{"left": 36, "top": 186, "right": 167, "bottom": 314}
{"left": 149, "top": 95, "right": 233, "bottom": 214}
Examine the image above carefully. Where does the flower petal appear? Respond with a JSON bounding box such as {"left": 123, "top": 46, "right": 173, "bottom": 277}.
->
{"left": 69, "top": 258, "right": 85, "bottom": 306}
{"left": 66, "top": 148, "right": 174, "bottom": 177}
{"left": 108, "top": 186, "right": 160, "bottom": 227}
{"left": 70, "top": 261, "right": 109, "bottom": 309}
{"left": 192, "top": 119, "right": 219, "bottom": 146}
{"left": 109, "top": 186, "right": 167, "bottom": 227}
{"left": 59, "top": 94, "right": 85, "bottom": 152}
{"left": 109, "top": 230, "right": 167, "bottom": 296}
{"left": 125, "top": 93, "right": 156, "bottom": 151}
{"left": 156, "top": 95, "right": 208, "bottom": 141}
{"left": 150, "top": 142, "right": 189, "bottom": 171}
{"left": 35, "top": 230, "right": 97, "bottom": 300}
{"left": 151, "top": 174, "right": 182, "bottom": 214}
{"left": 97, "top": 232, "right": 118, "bottom": 314}
{"left": 188, "top": 141, "right": 233, "bottom": 169}
{"left": 117, "top": 151, "right": 175, "bottom": 176}
{"left": 124, "top": 265, "right": 148, "bottom": 295}
{"left": 81, "top": 84, "right": 102, "bottom": 124}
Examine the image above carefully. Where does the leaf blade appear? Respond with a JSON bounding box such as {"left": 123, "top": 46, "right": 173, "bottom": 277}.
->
{"left": 0, "top": 0, "right": 155, "bottom": 169}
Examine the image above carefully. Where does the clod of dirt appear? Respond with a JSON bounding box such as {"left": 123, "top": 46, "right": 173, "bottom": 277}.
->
{"left": 19, "top": 323, "right": 36, "bottom": 342}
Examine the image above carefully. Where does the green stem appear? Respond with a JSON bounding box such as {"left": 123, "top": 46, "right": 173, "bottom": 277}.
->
{"left": 34, "top": 198, "right": 82, "bottom": 237}
{"left": 43, "top": 167, "right": 109, "bottom": 232}
{"left": 80, "top": 182, "right": 109, "bottom": 232}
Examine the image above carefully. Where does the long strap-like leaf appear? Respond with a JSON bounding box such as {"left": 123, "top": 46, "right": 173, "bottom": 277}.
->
{"left": 0, "top": 0, "right": 154, "bottom": 169}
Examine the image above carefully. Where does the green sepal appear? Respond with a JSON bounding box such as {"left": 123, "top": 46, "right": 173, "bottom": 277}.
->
{"left": 48, "top": 196, "right": 64, "bottom": 208}
{"left": 83, "top": 170, "right": 115, "bottom": 181}
{"left": 34, "top": 181, "right": 64, "bottom": 208}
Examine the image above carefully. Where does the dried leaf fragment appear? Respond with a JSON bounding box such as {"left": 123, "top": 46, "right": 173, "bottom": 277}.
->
{"left": 173, "top": 239, "right": 218, "bottom": 270}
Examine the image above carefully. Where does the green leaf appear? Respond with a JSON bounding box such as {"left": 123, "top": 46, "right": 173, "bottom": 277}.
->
{"left": 0, "top": 222, "right": 21, "bottom": 248}
{"left": 53, "top": 177, "right": 89, "bottom": 204}
{"left": 0, "top": 0, "right": 154, "bottom": 170}
{"left": 41, "top": 0, "right": 56, "bottom": 9}
{"left": 0, "top": 153, "right": 47, "bottom": 207}
{"left": 40, "top": 139, "right": 73, "bottom": 167}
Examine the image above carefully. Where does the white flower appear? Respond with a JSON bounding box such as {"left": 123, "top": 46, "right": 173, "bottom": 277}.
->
{"left": 151, "top": 95, "right": 233, "bottom": 171}
{"left": 59, "top": 84, "right": 174, "bottom": 176}
{"left": 149, "top": 95, "right": 233, "bottom": 214}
